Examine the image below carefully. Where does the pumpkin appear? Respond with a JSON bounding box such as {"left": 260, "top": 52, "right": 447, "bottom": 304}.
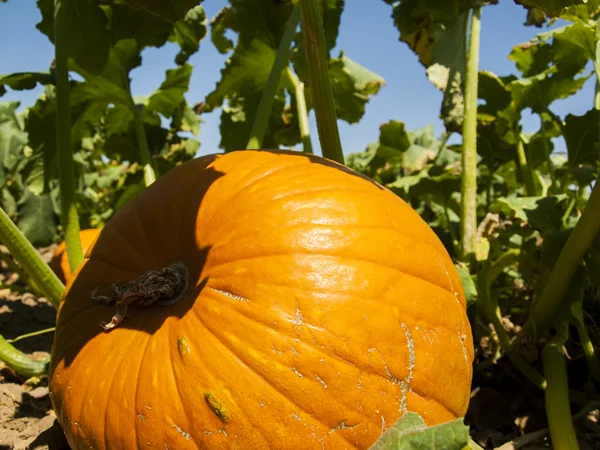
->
{"left": 49, "top": 228, "right": 101, "bottom": 283}
{"left": 49, "top": 150, "right": 473, "bottom": 450}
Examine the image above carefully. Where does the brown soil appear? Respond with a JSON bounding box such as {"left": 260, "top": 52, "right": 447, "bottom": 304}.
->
{"left": 0, "top": 245, "right": 69, "bottom": 450}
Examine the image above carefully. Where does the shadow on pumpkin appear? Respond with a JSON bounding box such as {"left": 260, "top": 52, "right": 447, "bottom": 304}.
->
{"left": 52, "top": 161, "right": 226, "bottom": 369}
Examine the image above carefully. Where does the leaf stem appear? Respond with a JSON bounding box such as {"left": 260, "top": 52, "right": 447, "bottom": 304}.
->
{"left": 528, "top": 178, "right": 600, "bottom": 333}
{"left": 287, "top": 66, "right": 313, "bottom": 154}
{"left": 0, "top": 207, "right": 64, "bottom": 307}
{"left": 298, "top": 0, "right": 343, "bottom": 163}
{"left": 132, "top": 105, "right": 156, "bottom": 186}
{"left": 0, "top": 333, "right": 48, "bottom": 378}
{"left": 246, "top": 5, "right": 300, "bottom": 150}
{"left": 542, "top": 329, "right": 580, "bottom": 450}
{"left": 7, "top": 327, "right": 56, "bottom": 344}
{"left": 55, "top": 0, "right": 83, "bottom": 273}
{"left": 460, "top": 7, "right": 481, "bottom": 260}
{"left": 516, "top": 133, "right": 536, "bottom": 196}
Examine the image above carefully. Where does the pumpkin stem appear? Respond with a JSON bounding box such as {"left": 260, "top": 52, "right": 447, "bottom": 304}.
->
{"left": 92, "top": 261, "right": 189, "bottom": 332}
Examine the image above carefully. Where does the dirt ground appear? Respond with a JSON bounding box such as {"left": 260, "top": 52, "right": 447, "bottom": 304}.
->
{"left": 0, "top": 247, "right": 599, "bottom": 449}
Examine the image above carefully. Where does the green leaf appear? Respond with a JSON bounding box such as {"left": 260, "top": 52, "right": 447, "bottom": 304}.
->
{"left": 169, "top": 6, "right": 207, "bottom": 64}
{"left": 551, "top": 21, "right": 596, "bottom": 75}
{"left": 490, "top": 195, "right": 568, "bottom": 233}
{"left": 36, "top": 0, "right": 111, "bottom": 74}
{"left": 455, "top": 263, "right": 478, "bottom": 307}
{"left": 16, "top": 189, "right": 56, "bottom": 247}
{"left": 563, "top": 108, "right": 600, "bottom": 169}
{"left": 0, "top": 102, "right": 28, "bottom": 177}
{"left": 119, "top": 0, "right": 200, "bottom": 23}
{"left": 369, "top": 412, "right": 469, "bottom": 450}
{"left": 0, "top": 72, "right": 55, "bottom": 97}
{"left": 145, "top": 64, "right": 193, "bottom": 118}
{"left": 328, "top": 53, "right": 386, "bottom": 124}
{"left": 513, "top": 0, "right": 586, "bottom": 17}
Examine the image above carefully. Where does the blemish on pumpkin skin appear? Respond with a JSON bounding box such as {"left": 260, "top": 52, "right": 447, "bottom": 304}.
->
{"left": 177, "top": 337, "right": 190, "bottom": 360}
{"left": 380, "top": 415, "right": 386, "bottom": 432}
{"left": 213, "top": 288, "right": 249, "bottom": 302}
{"left": 173, "top": 424, "right": 192, "bottom": 440}
{"left": 138, "top": 414, "right": 146, "bottom": 421}
{"left": 290, "top": 367, "right": 303, "bottom": 378}
{"left": 292, "top": 413, "right": 302, "bottom": 421}
{"left": 315, "top": 374, "right": 327, "bottom": 388}
{"left": 205, "top": 393, "right": 229, "bottom": 424}
{"left": 328, "top": 422, "right": 358, "bottom": 434}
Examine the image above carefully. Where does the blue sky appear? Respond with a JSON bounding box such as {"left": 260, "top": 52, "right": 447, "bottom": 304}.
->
{"left": 0, "top": 1, "right": 594, "bottom": 157}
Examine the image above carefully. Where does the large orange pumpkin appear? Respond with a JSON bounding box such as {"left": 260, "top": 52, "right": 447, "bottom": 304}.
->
{"left": 49, "top": 150, "right": 473, "bottom": 449}
{"left": 49, "top": 228, "right": 100, "bottom": 283}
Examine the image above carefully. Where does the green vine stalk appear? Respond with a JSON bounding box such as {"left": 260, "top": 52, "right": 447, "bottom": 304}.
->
{"left": 516, "top": 133, "right": 536, "bottom": 196}
{"left": 287, "top": 66, "right": 313, "bottom": 154}
{"left": 0, "top": 207, "right": 64, "bottom": 307}
{"left": 542, "top": 329, "right": 580, "bottom": 450}
{"left": 460, "top": 7, "right": 482, "bottom": 260}
{"left": 133, "top": 105, "right": 157, "bottom": 186}
{"left": 0, "top": 334, "right": 48, "bottom": 378}
{"left": 529, "top": 178, "right": 600, "bottom": 332}
{"left": 55, "top": 0, "right": 83, "bottom": 272}
{"left": 247, "top": 5, "right": 300, "bottom": 150}
{"left": 298, "top": 0, "right": 343, "bottom": 163}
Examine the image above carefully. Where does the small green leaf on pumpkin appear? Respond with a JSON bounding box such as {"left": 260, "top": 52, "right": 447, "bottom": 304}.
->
{"left": 369, "top": 412, "right": 469, "bottom": 450}
{"left": 205, "top": 393, "right": 229, "bottom": 424}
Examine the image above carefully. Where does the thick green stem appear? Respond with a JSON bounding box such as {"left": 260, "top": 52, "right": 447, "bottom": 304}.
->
{"left": 529, "top": 179, "right": 600, "bottom": 332}
{"left": 247, "top": 5, "right": 300, "bottom": 150}
{"left": 542, "top": 335, "right": 579, "bottom": 450}
{"left": 299, "top": 0, "right": 343, "bottom": 163}
{"left": 55, "top": 0, "right": 83, "bottom": 273}
{"left": 133, "top": 105, "right": 156, "bottom": 186}
{"left": 516, "top": 134, "right": 536, "bottom": 196}
{"left": 460, "top": 7, "right": 481, "bottom": 260}
{"left": 287, "top": 66, "right": 313, "bottom": 154}
{"left": 0, "top": 334, "right": 48, "bottom": 378}
{"left": 0, "top": 208, "right": 64, "bottom": 307}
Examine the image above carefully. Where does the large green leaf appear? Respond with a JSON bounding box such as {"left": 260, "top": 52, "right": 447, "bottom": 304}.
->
{"left": 36, "top": 0, "right": 111, "bottom": 74}
{"left": 563, "top": 108, "right": 600, "bottom": 170}
{"left": 119, "top": 0, "right": 201, "bottom": 23}
{"left": 16, "top": 189, "right": 57, "bottom": 247}
{"left": 0, "top": 72, "right": 55, "bottom": 97}
{"left": 513, "top": 0, "right": 586, "bottom": 17}
{"left": 369, "top": 412, "right": 469, "bottom": 450}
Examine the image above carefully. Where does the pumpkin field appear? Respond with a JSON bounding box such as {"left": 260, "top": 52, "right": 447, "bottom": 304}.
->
{"left": 0, "top": 0, "right": 600, "bottom": 449}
